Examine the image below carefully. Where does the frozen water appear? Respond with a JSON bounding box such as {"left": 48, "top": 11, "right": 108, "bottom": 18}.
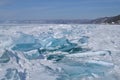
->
{"left": 0, "top": 24, "right": 120, "bottom": 80}
{"left": 38, "top": 37, "right": 78, "bottom": 52}
{"left": 1, "top": 68, "right": 26, "bottom": 80}
{"left": 12, "top": 33, "right": 41, "bottom": 52}
{"left": 79, "top": 36, "right": 89, "bottom": 44}
{"left": 23, "top": 49, "right": 44, "bottom": 60}
{"left": 0, "top": 50, "right": 10, "bottom": 63}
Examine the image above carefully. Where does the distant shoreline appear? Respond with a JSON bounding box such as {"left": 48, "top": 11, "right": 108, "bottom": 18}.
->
{"left": 0, "top": 15, "right": 120, "bottom": 25}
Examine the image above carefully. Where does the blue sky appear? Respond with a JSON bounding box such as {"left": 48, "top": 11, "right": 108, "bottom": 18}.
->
{"left": 0, "top": 0, "right": 120, "bottom": 20}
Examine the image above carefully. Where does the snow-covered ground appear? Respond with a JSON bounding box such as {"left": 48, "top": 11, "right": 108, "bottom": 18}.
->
{"left": 0, "top": 24, "right": 120, "bottom": 80}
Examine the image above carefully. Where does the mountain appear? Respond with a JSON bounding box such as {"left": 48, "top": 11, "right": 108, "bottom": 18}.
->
{"left": 91, "top": 15, "right": 120, "bottom": 24}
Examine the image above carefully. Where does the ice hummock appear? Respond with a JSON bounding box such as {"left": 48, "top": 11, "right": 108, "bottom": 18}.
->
{"left": 0, "top": 24, "right": 120, "bottom": 80}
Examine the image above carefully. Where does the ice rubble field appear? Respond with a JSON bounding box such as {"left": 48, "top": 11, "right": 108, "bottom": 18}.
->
{"left": 0, "top": 24, "right": 120, "bottom": 80}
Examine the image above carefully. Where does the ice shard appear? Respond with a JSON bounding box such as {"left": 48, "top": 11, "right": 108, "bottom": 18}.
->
{"left": 12, "top": 33, "right": 41, "bottom": 52}
{"left": 23, "top": 49, "right": 44, "bottom": 60}
{"left": 0, "top": 50, "right": 10, "bottom": 63}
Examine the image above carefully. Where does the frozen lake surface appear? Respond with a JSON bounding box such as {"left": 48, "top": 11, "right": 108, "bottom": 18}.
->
{"left": 0, "top": 24, "right": 120, "bottom": 80}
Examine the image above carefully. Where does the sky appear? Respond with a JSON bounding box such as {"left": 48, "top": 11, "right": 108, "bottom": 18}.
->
{"left": 0, "top": 0, "right": 120, "bottom": 20}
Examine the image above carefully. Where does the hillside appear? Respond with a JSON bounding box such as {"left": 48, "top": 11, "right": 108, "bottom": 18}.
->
{"left": 91, "top": 15, "right": 120, "bottom": 24}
